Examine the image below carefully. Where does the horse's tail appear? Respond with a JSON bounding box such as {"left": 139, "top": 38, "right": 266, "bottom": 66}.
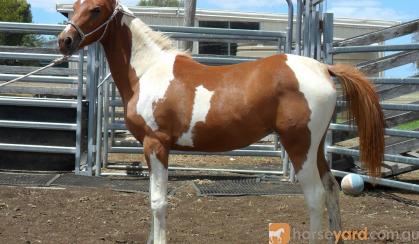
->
{"left": 328, "top": 64, "right": 384, "bottom": 177}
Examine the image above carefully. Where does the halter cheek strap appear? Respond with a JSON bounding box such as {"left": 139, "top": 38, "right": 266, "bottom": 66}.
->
{"left": 67, "top": 2, "right": 124, "bottom": 44}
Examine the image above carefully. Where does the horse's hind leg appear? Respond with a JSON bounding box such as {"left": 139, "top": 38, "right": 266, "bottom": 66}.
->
{"left": 318, "top": 138, "right": 343, "bottom": 244}
{"left": 277, "top": 118, "right": 326, "bottom": 243}
{"left": 276, "top": 94, "right": 336, "bottom": 243}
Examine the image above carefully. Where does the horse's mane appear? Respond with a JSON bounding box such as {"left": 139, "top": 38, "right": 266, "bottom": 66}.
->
{"left": 138, "top": 21, "right": 175, "bottom": 51}
{"left": 123, "top": 14, "right": 189, "bottom": 55}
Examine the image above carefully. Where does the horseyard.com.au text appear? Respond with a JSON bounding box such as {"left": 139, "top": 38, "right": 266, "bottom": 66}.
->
{"left": 269, "top": 223, "right": 419, "bottom": 243}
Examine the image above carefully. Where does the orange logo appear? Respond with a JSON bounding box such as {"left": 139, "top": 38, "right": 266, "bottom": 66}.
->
{"left": 269, "top": 223, "right": 291, "bottom": 244}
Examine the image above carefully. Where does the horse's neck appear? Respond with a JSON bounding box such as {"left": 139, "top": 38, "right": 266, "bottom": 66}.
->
{"left": 101, "top": 14, "right": 179, "bottom": 102}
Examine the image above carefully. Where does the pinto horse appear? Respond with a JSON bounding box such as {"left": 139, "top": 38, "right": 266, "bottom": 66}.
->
{"left": 58, "top": 1, "right": 385, "bottom": 243}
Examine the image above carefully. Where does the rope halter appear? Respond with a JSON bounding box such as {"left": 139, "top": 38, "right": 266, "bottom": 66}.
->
{"left": 66, "top": 1, "right": 124, "bottom": 44}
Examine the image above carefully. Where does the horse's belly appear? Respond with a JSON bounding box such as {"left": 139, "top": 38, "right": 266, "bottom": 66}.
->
{"left": 173, "top": 112, "right": 274, "bottom": 152}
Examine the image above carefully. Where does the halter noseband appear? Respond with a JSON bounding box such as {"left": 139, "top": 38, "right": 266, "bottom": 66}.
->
{"left": 67, "top": 2, "right": 128, "bottom": 44}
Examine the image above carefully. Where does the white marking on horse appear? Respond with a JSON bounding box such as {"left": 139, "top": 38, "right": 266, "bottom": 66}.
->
{"left": 285, "top": 54, "right": 336, "bottom": 241}
{"left": 176, "top": 85, "right": 214, "bottom": 147}
{"left": 121, "top": 16, "right": 178, "bottom": 131}
{"left": 136, "top": 53, "right": 176, "bottom": 131}
{"left": 149, "top": 151, "right": 168, "bottom": 244}
{"left": 63, "top": 24, "right": 72, "bottom": 34}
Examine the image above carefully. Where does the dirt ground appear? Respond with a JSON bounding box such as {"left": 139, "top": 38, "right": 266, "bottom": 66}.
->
{"left": 0, "top": 182, "right": 418, "bottom": 244}
{"left": 1, "top": 154, "right": 419, "bottom": 243}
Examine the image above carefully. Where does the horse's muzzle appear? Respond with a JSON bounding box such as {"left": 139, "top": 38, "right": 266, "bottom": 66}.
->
{"left": 58, "top": 28, "right": 81, "bottom": 56}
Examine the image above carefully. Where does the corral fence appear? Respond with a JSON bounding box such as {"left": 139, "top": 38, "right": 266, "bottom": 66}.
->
{"left": 323, "top": 16, "right": 419, "bottom": 192}
{"left": 0, "top": 0, "right": 418, "bottom": 193}
{"left": 0, "top": 22, "right": 88, "bottom": 174}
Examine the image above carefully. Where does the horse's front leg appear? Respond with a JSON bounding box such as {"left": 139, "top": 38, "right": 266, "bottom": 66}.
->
{"left": 144, "top": 136, "right": 169, "bottom": 244}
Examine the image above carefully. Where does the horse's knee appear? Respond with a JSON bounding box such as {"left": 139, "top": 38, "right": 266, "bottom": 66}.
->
{"left": 151, "top": 198, "right": 167, "bottom": 214}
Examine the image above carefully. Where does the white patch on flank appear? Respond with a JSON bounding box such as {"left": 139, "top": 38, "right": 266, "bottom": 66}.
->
{"left": 63, "top": 24, "right": 72, "bottom": 33}
{"left": 149, "top": 151, "right": 168, "bottom": 244}
{"left": 285, "top": 54, "right": 337, "bottom": 240}
{"left": 176, "top": 85, "right": 214, "bottom": 147}
{"left": 80, "top": 0, "right": 86, "bottom": 4}
{"left": 121, "top": 15, "right": 180, "bottom": 131}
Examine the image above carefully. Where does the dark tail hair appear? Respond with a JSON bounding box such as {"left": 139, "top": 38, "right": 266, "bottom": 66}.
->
{"left": 328, "top": 64, "right": 384, "bottom": 177}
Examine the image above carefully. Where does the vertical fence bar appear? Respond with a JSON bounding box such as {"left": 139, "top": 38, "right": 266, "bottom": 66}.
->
{"left": 285, "top": 0, "right": 294, "bottom": 54}
{"left": 310, "top": 10, "right": 318, "bottom": 58}
{"left": 110, "top": 82, "right": 116, "bottom": 148}
{"left": 85, "top": 43, "right": 100, "bottom": 176}
{"left": 323, "top": 13, "right": 334, "bottom": 64}
{"left": 103, "top": 72, "right": 111, "bottom": 168}
{"left": 95, "top": 71, "right": 103, "bottom": 176}
{"left": 303, "top": 0, "right": 312, "bottom": 56}
{"left": 75, "top": 49, "right": 84, "bottom": 174}
{"left": 95, "top": 48, "right": 107, "bottom": 176}
{"left": 295, "top": 0, "right": 303, "bottom": 55}
{"left": 323, "top": 13, "right": 334, "bottom": 167}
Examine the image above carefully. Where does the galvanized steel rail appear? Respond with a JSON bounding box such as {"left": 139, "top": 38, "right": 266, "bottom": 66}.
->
{"left": 0, "top": 23, "right": 86, "bottom": 173}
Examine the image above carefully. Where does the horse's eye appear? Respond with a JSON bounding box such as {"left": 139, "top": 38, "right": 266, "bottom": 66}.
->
{"left": 91, "top": 6, "right": 101, "bottom": 16}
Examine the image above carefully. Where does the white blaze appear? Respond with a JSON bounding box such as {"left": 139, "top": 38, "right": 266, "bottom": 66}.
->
{"left": 63, "top": 24, "right": 72, "bottom": 34}
{"left": 176, "top": 85, "right": 214, "bottom": 147}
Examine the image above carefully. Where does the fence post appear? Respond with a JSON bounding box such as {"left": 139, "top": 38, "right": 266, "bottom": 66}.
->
{"left": 75, "top": 49, "right": 85, "bottom": 174}
{"left": 323, "top": 13, "right": 334, "bottom": 167}
{"left": 285, "top": 0, "right": 294, "bottom": 54}
{"left": 85, "top": 43, "right": 100, "bottom": 176}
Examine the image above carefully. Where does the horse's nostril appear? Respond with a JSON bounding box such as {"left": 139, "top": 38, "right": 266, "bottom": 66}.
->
{"left": 64, "top": 37, "right": 73, "bottom": 48}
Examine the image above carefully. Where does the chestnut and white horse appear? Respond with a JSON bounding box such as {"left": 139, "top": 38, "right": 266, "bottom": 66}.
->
{"left": 58, "top": 1, "right": 384, "bottom": 243}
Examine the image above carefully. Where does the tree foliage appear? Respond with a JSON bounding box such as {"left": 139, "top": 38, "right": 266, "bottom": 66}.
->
{"left": 0, "top": 0, "right": 40, "bottom": 47}
{"left": 138, "top": 0, "right": 183, "bottom": 7}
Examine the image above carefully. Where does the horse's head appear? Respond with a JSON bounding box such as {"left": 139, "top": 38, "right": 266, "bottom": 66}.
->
{"left": 58, "top": 0, "right": 118, "bottom": 55}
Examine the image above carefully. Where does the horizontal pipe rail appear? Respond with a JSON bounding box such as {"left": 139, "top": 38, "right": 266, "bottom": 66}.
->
{"left": 0, "top": 120, "right": 77, "bottom": 131}
{"left": 106, "top": 164, "right": 284, "bottom": 175}
{"left": 109, "top": 146, "right": 282, "bottom": 157}
{"left": 0, "top": 22, "right": 64, "bottom": 34}
{"left": 0, "top": 143, "right": 76, "bottom": 154}
{"left": 337, "top": 101, "right": 419, "bottom": 111}
{"left": 369, "top": 78, "right": 419, "bottom": 85}
{"left": 194, "top": 55, "right": 258, "bottom": 64}
{"left": 0, "top": 21, "right": 286, "bottom": 38}
{"left": 112, "top": 138, "right": 276, "bottom": 151}
{"left": 329, "top": 123, "right": 419, "bottom": 138}
{"left": 167, "top": 33, "right": 281, "bottom": 43}
{"left": 0, "top": 97, "right": 78, "bottom": 108}
{"left": 0, "top": 52, "right": 81, "bottom": 62}
{"left": 331, "top": 44, "right": 419, "bottom": 53}
{"left": 332, "top": 170, "right": 419, "bottom": 193}
{"left": 327, "top": 146, "right": 419, "bottom": 166}
{"left": 152, "top": 24, "right": 286, "bottom": 38}
{"left": 0, "top": 74, "right": 78, "bottom": 84}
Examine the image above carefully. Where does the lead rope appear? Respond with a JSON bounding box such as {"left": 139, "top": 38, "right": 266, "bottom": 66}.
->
{"left": 0, "top": 2, "right": 134, "bottom": 89}
{"left": 0, "top": 55, "right": 70, "bottom": 88}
